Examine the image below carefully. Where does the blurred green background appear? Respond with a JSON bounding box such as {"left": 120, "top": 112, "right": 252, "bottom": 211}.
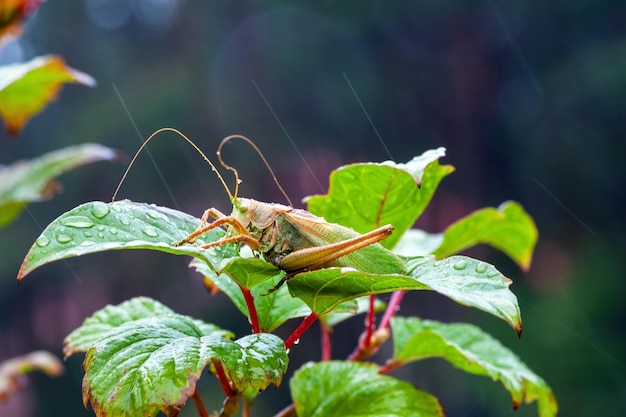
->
{"left": 1, "top": 1, "right": 624, "bottom": 416}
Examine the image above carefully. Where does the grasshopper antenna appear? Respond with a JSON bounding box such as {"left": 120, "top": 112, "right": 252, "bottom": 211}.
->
{"left": 218, "top": 134, "right": 293, "bottom": 206}
{"left": 112, "top": 127, "right": 234, "bottom": 202}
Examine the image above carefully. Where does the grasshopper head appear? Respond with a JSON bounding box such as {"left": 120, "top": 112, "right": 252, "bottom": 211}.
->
{"left": 231, "top": 198, "right": 290, "bottom": 230}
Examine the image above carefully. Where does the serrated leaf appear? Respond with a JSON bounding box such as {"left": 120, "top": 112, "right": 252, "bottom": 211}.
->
{"left": 406, "top": 256, "right": 522, "bottom": 334}
{"left": 82, "top": 315, "right": 287, "bottom": 417}
{"left": 322, "top": 296, "right": 386, "bottom": 327}
{"left": 17, "top": 200, "right": 229, "bottom": 280}
{"left": 305, "top": 150, "right": 454, "bottom": 249}
{"left": 0, "top": 144, "right": 120, "bottom": 227}
{"left": 0, "top": 350, "right": 63, "bottom": 403}
{"left": 291, "top": 361, "right": 443, "bottom": 417}
{"left": 390, "top": 317, "right": 557, "bottom": 417}
{"left": 64, "top": 296, "right": 233, "bottom": 358}
{"left": 191, "top": 259, "right": 311, "bottom": 332}
{"left": 0, "top": 55, "right": 96, "bottom": 135}
{"left": 433, "top": 201, "right": 538, "bottom": 270}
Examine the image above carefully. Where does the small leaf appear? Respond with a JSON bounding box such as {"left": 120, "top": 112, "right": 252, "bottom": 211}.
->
{"left": 0, "top": 144, "right": 120, "bottom": 227}
{"left": 191, "top": 259, "right": 311, "bottom": 332}
{"left": 390, "top": 317, "right": 557, "bottom": 417}
{"left": 64, "top": 296, "right": 233, "bottom": 358}
{"left": 433, "top": 201, "right": 538, "bottom": 270}
{"left": 406, "top": 256, "right": 522, "bottom": 334}
{"left": 290, "top": 361, "right": 443, "bottom": 417}
{"left": 81, "top": 315, "right": 287, "bottom": 417}
{"left": 0, "top": 55, "right": 96, "bottom": 135}
{"left": 17, "top": 200, "right": 228, "bottom": 280}
{"left": 0, "top": 0, "right": 44, "bottom": 45}
{"left": 393, "top": 228, "right": 444, "bottom": 257}
{"left": 305, "top": 150, "right": 454, "bottom": 249}
{"left": 0, "top": 350, "right": 63, "bottom": 403}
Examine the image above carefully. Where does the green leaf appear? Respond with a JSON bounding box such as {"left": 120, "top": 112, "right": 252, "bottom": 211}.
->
{"left": 390, "top": 317, "right": 557, "bottom": 417}
{"left": 0, "top": 351, "right": 64, "bottom": 403}
{"left": 81, "top": 315, "right": 287, "bottom": 417}
{"left": 393, "top": 228, "right": 444, "bottom": 257}
{"left": 64, "top": 296, "right": 233, "bottom": 358}
{"left": 17, "top": 200, "right": 228, "bottom": 280}
{"left": 305, "top": 149, "right": 454, "bottom": 249}
{"left": 0, "top": 144, "right": 120, "bottom": 227}
{"left": 322, "top": 296, "right": 386, "bottom": 327}
{"left": 287, "top": 256, "right": 521, "bottom": 333}
{"left": 433, "top": 201, "right": 538, "bottom": 270}
{"left": 191, "top": 259, "right": 311, "bottom": 332}
{"left": 406, "top": 256, "right": 522, "bottom": 334}
{"left": 287, "top": 268, "right": 429, "bottom": 315}
{"left": 0, "top": 55, "right": 96, "bottom": 135}
{"left": 290, "top": 361, "right": 443, "bottom": 417}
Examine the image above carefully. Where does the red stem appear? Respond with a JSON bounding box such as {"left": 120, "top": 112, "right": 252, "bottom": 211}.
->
{"left": 363, "top": 294, "right": 376, "bottom": 348}
{"left": 212, "top": 358, "right": 236, "bottom": 397}
{"left": 378, "top": 290, "right": 405, "bottom": 331}
{"left": 285, "top": 312, "right": 318, "bottom": 350}
{"left": 273, "top": 404, "right": 297, "bottom": 417}
{"left": 320, "top": 320, "right": 332, "bottom": 361}
{"left": 240, "top": 286, "right": 260, "bottom": 333}
{"left": 192, "top": 390, "right": 209, "bottom": 417}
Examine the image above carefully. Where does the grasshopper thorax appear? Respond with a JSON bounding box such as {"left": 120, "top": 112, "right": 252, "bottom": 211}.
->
{"left": 231, "top": 198, "right": 292, "bottom": 232}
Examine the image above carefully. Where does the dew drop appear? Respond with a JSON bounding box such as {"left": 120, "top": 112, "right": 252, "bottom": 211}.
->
{"left": 120, "top": 216, "right": 130, "bottom": 226}
{"left": 35, "top": 236, "right": 51, "bottom": 247}
{"left": 81, "top": 241, "right": 95, "bottom": 247}
{"left": 293, "top": 339, "right": 300, "bottom": 345}
{"left": 475, "top": 262, "right": 488, "bottom": 274}
{"left": 147, "top": 210, "right": 160, "bottom": 220}
{"left": 83, "top": 231, "right": 93, "bottom": 238}
{"left": 56, "top": 235, "right": 72, "bottom": 244}
{"left": 109, "top": 227, "right": 118, "bottom": 235}
{"left": 142, "top": 226, "right": 159, "bottom": 237}
{"left": 91, "top": 202, "right": 110, "bottom": 219}
{"left": 97, "top": 225, "right": 105, "bottom": 231}
{"left": 64, "top": 219, "right": 95, "bottom": 228}
{"left": 97, "top": 232, "right": 105, "bottom": 239}
{"left": 453, "top": 259, "right": 468, "bottom": 270}
{"left": 487, "top": 271, "right": 500, "bottom": 278}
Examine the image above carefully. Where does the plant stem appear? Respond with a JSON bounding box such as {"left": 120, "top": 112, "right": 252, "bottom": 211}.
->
{"left": 378, "top": 290, "right": 405, "bottom": 331}
{"left": 285, "top": 312, "right": 318, "bottom": 350}
{"left": 320, "top": 320, "right": 333, "bottom": 361}
{"left": 363, "top": 294, "right": 377, "bottom": 348}
{"left": 192, "top": 390, "right": 209, "bottom": 417}
{"left": 273, "top": 404, "right": 297, "bottom": 417}
{"left": 212, "top": 358, "right": 236, "bottom": 397}
{"left": 240, "top": 286, "right": 260, "bottom": 333}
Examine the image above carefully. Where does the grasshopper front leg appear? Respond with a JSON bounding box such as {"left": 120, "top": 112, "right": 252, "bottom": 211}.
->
{"left": 174, "top": 208, "right": 260, "bottom": 250}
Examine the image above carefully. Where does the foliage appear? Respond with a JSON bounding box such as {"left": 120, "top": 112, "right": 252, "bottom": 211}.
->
{"left": 18, "top": 147, "right": 557, "bottom": 417}
{"left": 0, "top": 351, "right": 63, "bottom": 403}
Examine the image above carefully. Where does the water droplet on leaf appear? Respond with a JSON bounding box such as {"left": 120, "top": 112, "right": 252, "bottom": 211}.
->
{"left": 109, "top": 227, "right": 118, "bottom": 235}
{"left": 91, "top": 202, "right": 110, "bottom": 219}
{"left": 119, "top": 216, "right": 130, "bottom": 226}
{"left": 475, "top": 262, "right": 488, "bottom": 274}
{"left": 453, "top": 259, "right": 468, "bottom": 270}
{"left": 142, "top": 226, "right": 159, "bottom": 237}
{"left": 36, "top": 236, "right": 50, "bottom": 247}
{"left": 56, "top": 235, "right": 72, "bottom": 244}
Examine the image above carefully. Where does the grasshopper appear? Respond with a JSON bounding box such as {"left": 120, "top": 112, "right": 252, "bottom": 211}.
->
{"left": 113, "top": 128, "right": 406, "bottom": 286}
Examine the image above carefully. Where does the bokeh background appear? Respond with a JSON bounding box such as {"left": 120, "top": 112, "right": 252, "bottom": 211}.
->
{"left": 1, "top": 1, "right": 625, "bottom": 416}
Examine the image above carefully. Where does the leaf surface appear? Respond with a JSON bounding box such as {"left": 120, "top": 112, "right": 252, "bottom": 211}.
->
{"left": 0, "top": 55, "right": 96, "bottom": 134}
{"left": 433, "top": 201, "right": 538, "bottom": 270}
{"left": 81, "top": 315, "right": 287, "bottom": 417}
{"left": 305, "top": 149, "right": 453, "bottom": 249}
{"left": 390, "top": 317, "right": 557, "bottom": 417}
{"left": 0, "top": 144, "right": 120, "bottom": 227}
{"left": 17, "top": 200, "right": 226, "bottom": 280}
{"left": 290, "top": 361, "right": 443, "bottom": 417}
{"left": 64, "top": 296, "right": 233, "bottom": 358}
{"left": 0, "top": 0, "right": 44, "bottom": 45}
{"left": 0, "top": 350, "right": 63, "bottom": 403}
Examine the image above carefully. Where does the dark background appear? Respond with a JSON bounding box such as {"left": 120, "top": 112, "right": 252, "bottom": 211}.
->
{"left": 1, "top": 1, "right": 624, "bottom": 416}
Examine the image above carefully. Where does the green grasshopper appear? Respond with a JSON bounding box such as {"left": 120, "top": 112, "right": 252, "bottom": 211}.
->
{"left": 113, "top": 128, "right": 407, "bottom": 285}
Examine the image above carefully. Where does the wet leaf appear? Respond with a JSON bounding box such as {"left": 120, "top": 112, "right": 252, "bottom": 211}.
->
{"left": 432, "top": 201, "right": 538, "bottom": 270}
{"left": 0, "top": 55, "right": 96, "bottom": 135}
{"left": 290, "top": 361, "right": 443, "bottom": 417}
{"left": 17, "top": 200, "right": 226, "bottom": 280}
{"left": 305, "top": 149, "right": 454, "bottom": 249}
{"left": 64, "top": 296, "right": 233, "bottom": 358}
{"left": 0, "top": 350, "right": 63, "bottom": 403}
{"left": 81, "top": 314, "right": 287, "bottom": 417}
{"left": 0, "top": 144, "right": 120, "bottom": 227}
{"left": 390, "top": 317, "right": 557, "bottom": 417}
